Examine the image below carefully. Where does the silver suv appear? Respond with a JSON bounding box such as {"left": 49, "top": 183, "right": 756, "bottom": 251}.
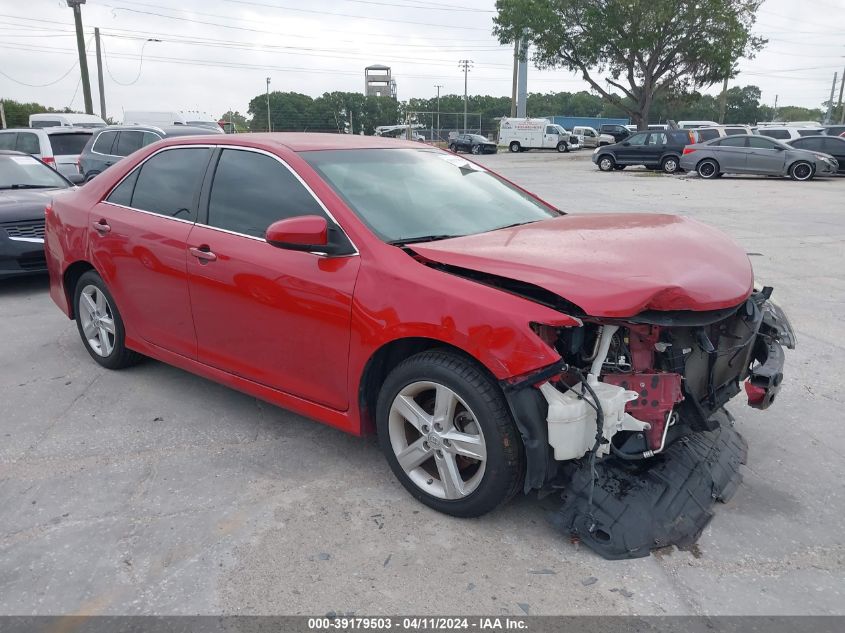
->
{"left": 0, "top": 127, "right": 94, "bottom": 178}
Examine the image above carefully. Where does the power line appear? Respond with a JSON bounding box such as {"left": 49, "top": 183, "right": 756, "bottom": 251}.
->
{"left": 101, "top": 36, "right": 160, "bottom": 86}
{"left": 0, "top": 62, "right": 78, "bottom": 87}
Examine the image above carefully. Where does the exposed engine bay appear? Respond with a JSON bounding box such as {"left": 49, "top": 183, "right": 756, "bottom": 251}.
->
{"left": 504, "top": 285, "right": 796, "bottom": 559}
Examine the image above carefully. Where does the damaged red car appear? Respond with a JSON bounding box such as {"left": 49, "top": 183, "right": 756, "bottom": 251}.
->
{"left": 44, "top": 134, "right": 795, "bottom": 558}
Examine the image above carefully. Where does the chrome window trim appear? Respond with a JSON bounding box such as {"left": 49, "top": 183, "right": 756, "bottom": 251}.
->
{"left": 203, "top": 145, "right": 359, "bottom": 256}
{"left": 100, "top": 143, "right": 359, "bottom": 256}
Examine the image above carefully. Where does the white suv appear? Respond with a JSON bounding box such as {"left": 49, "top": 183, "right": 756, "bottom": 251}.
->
{"left": 693, "top": 125, "right": 754, "bottom": 142}
{"left": 755, "top": 126, "right": 823, "bottom": 141}
{"left": 0, "top": 127, "right": 93, "bottom": 177}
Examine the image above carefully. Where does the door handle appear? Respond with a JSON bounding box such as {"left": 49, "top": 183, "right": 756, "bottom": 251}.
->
{"left": 189, "top": 246, "right": 217, "bottom": 262}
{"left": 92, "top": 220, "right": 111, "bottom": 234}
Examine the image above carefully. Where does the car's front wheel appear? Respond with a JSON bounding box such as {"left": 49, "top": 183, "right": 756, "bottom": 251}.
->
{"left": 471, "top": 144, "right": 481, "bottom": 155}
{"left": 556, "top": 141, "right": 569, "bottom": 153}
{"left": 597, "top": 154, "right": 615, "bottom": 171}
{"left": 376, "top": 351, "right": 524, "bottom": 518}
{"left": 74, "top": 270, "right": 141, "bottom": 369}
{"left": 696, "top": 158, "right": 720, "bottom": 179}
{"left": 789, "top": 160, "right": 814, "bottom": 181}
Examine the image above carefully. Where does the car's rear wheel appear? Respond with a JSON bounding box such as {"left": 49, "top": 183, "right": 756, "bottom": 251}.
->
{"left": 661, "top": 156, "right": 680, "bottom": 174}
{"left": 598, "top": 154, "right": 615, "bottom": 171}
{"left": 556, "top": 141, "right": 569, "bottom": 153}
{"left": 376, "top": 351, "right": 523, "bottom": 518}
{"left": 74, "top": 271, "right": 141, "bottom": 370}
{"left": 696, "top": 158, "right": 720, "bottom": 179}
{"left": 789, "top": 161, "right": 814, "bottom": 181}
{"left": 471, "top": 144, "right": 481, "bottom": 155}
{"left": 84, "top": 171, "right": 100, "bottom": 183}
{"left": 508, "top": 141, "right": 520, "bottom": 153}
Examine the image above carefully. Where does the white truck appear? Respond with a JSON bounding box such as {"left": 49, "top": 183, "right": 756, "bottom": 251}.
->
{"left": 498, "top": 117, "right": 578, "bottom": 153}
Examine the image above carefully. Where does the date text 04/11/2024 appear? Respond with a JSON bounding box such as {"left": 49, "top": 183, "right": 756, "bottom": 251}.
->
{"left": 307, "top": 617, "right": 528, "bottom": 630}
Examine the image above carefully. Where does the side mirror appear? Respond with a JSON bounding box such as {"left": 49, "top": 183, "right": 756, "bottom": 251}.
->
{"left": 67, "top": 173, "right": 85, "bottom": 185}
{"left": 266, "top": 215, "right": 329, "bottom": 253}
{"left": 774, "top": 145, "right": 785, "bottom": 151}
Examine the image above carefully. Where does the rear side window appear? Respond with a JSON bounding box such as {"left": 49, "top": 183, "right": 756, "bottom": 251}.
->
{"left": 31, "top": 120, "right": 61, "bottom": 128}
{"left": 822, "top": 138, "right": 844, "bottom": 153}
{"left": 92, "top": 131, "right": 117, "bottom": 154}
{"left": 128, "top": 148, "right": 212, "bottom": 220}
{"left": 748, "top": 137, "right": 778, "bottom": 149}
{"left": 48, "top": 132, "right": 92, "bottom": 155}
{"left": 725, "top": 128, "right": 745, "bottom": 135}
{"left": 760, "top": 129, "right": 790, "bottom": 140}
{"left": 16, "top": 132, "right": 40, "bottom": 154}
{"left": 696, "top": 129, "right": 720, "bottom": 141}
{"left": 796, "top": 129, "right": 819, "bottom": 137}
{"left": 207, "top": 149, "right": 327, "bottom": 238}
{"left": 792, "top": 137, "right": 824, "bottom": 151}
{"left": 717, "top": 137, "right": 746, "bottom": 147}
{"left": 648, "top": 132, "right": 667, "bottom": 145}
{"left": 0, "top": 133, "right": 16, "bottom": 150}
{"left": 106, "top": 170, "right": 140, "bottom": 207}
{"left": 115, "top": 131, "right": 145, "bottom": 156}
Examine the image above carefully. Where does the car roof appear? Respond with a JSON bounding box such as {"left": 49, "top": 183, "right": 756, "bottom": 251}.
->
{"left": 0, "top": 149, "right": 28, "bottom": 156}
{"left": 96, "top": 124, "right": 213, "bottom": 136}
{"left": 153, "top": 132, "right": 426, "bottom": 152}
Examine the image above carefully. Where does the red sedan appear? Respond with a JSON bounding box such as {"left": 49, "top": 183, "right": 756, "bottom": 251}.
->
{"left": 44, "top": 134, "right": 794, "bottom": 549}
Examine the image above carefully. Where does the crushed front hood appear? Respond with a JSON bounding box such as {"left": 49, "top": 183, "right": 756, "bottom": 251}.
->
{"left": 413, "top": 213, "right": 753, "bottom": 318}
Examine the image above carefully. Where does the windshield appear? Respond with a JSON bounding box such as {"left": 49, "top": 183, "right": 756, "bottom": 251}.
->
{"left": 302, "top": 148, "right": 559, "bottom": 244}
{"left": 0, "top": 154, "right": 70, "bottom": 190}
{"left": 48, "top": 132, "right": 92, "bottom": 155}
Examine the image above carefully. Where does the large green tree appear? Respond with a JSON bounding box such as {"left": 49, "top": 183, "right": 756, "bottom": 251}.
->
{"left": 494, "top": 0, "right": 766, "bottom": 129}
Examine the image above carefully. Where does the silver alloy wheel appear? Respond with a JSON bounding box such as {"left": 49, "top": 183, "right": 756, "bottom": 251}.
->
{"left": 388, "top": 380, "right": 487, "bottom": 500}
{"left": 663, "top": 158, "right": 678, "bottom": 173}
{"left": 599, "top": 156, "right": 613, "bottom": 171}
{"left": 78, "top": 284, "right": 116, "bottom": 357}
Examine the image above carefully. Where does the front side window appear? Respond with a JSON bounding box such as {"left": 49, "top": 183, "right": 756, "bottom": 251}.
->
{"left": 627, "top": 133, "right": 647, "bottom": 145}
{"left": 207, "top": 149, "right": 327, "bottom": 238}
{"left": 302, "top": 148, "right": 558, "bottom": 244}
{"left": 545, "top": 126, "right": 556, "bottom": 134}
{"left": 16, "top": 133, "right": 40, "bottom": 155}
{"left": 115, "top": 131, "right": 145, "bottom": 157}
{"left": 92, "top": 131, "right": 117, "bottom": 155}
{"left": 126, "top": 148, "right": 211, "bottom": 220}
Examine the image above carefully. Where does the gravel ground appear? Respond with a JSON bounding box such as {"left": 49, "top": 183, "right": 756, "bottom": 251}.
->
{"left": 1, "top": 151, "right": 843, "bottom": 615}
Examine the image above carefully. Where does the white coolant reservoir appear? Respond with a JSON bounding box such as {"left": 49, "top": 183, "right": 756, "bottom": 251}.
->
{"left": 541, "top": 379, "right": 641, "bottom": 461}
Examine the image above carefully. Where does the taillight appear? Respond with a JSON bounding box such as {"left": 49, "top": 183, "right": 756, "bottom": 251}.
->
{"left": 42, "top": 156, "right": 56, "bottom": 167}
{"left": 683, "top": 147, "right": 696, "bottom": 155}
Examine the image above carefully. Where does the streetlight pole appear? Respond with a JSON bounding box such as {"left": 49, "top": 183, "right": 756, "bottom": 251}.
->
{"left": 434, "top": 84, "right": 443, "bottom": 141}
{"left": 266, "top": 77, "right": 272, "bottom": 132}
{"left": 67, "top": 0, "right": 93, "bottom": 114}
{"left": 458, "top": 60, "right": 472, "bottom": 133}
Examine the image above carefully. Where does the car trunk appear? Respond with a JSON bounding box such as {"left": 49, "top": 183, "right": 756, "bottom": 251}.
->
{"left": 47, "top": 132, "right": 92, "bottom": 176}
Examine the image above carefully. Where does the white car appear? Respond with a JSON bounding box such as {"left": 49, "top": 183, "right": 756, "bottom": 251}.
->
{"left": 755, "top": 126, "right": 824, "bottom": 141}
{"left": 693, "top": 125, "right": 755, "bottom": 142}
{"left": 0, "top": 127, "right": 93, "bottom": 178}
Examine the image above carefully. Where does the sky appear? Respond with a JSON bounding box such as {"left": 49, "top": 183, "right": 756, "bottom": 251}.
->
{"left": 1, "top": 0, "right": 844, "bottom": 122}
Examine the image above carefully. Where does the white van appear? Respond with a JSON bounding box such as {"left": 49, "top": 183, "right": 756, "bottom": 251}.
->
{"left": 122, "top": 110, "right": 188, "bottom": 127}
{"left": 678, "top": 120, "right": 719, "bottom": 129}
{"left": 29, "top": 113, "right": 106, "bottom": 128}
{"left": 498, "top": 117, "right": 577, "bottom": 152}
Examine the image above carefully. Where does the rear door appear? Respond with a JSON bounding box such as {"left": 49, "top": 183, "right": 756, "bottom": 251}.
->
{"left": 85, "top": 130, "right": 119, "bottom": 175}
{"left": 746, "top": 136, "right": 787, "bottom": 174}
{"left": 47, "top": 131, "right": 92, "bottom": 177}
{"left": 821, "top": 137, "right": 845, "bottom": 170}
{"left": 89, "top": 146, "right": 213, "bottom": 358}
{"left": 186, "top": 147, "right": 360, "bottom": 410}
{"left": 712, "top": 136, "right": 748, "bottom": 172}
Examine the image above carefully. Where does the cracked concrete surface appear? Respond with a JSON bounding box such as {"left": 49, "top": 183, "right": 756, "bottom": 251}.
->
{"left": 1, "top": 153, "right": 843, "bottom": 615}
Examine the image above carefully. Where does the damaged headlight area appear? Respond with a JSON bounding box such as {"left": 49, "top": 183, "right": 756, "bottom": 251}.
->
{"left": 505, "top": 287, "right": 795, "bottom": 559}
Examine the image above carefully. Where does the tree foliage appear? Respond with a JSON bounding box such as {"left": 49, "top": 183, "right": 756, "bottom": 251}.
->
{"left": 494, "top": 0, "right": 766, "bottom": 128}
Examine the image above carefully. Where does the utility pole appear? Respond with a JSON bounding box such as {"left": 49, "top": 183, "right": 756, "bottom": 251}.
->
{"left": 94, "top": 28, "right": 106, "bottom": 120}
{"left": 265, "top": 77, "right": 271, "bottom": 132}
{"left": 824, "top": 72, "right": 837, "bottom": 125}
{"left": 773, "top": 94, "right": 778, "bottom": 122}
{"left": 67, "top": 0, "right": 93, "bottom": 114}
{"left": 0, "top": 101, "right": 6, "bottom": 129}
{"left": 838, "top": 65, "right": 845, "bottom": 125}
{"left": 458, "top": 59, "right": 473, "bottom": 133}
{"left": 510, "top": 40, "right": 518, "bottom": 117}
{"left": 718, "top": 76, "right": 729, "bottom": 124}
{"left": 434, "top": 84, "right": 443, "bottom": 141}
{"left": 516, "top": 39, "right": 528, "bottom": 118}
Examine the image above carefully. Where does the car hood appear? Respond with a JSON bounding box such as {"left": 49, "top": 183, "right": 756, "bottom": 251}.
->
{"left": 0, "top": 188, "right": 63, "bottom": 223}
{"left": 412, "top": 214, "right": 753, "bottom": 318}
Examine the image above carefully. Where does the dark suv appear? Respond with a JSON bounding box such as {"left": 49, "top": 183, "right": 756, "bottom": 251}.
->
{"left": 448, "top": 134, "right": 498, "bottom": 154}
{"left": 598, "top": 124, "right": 631, "bottom": 143}
{"left": 79, "top": 125, "right": 212, "bottom": 181}
{"left": 822, "top": 125, "right": 845, "bottom": 138}
{"left": 592, "top": 129, "right": 696, "bottom": 173}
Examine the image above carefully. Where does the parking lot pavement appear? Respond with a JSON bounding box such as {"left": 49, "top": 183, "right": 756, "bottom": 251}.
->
{"left": 1, "top": 153, "right": 844, "bottom": 616}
